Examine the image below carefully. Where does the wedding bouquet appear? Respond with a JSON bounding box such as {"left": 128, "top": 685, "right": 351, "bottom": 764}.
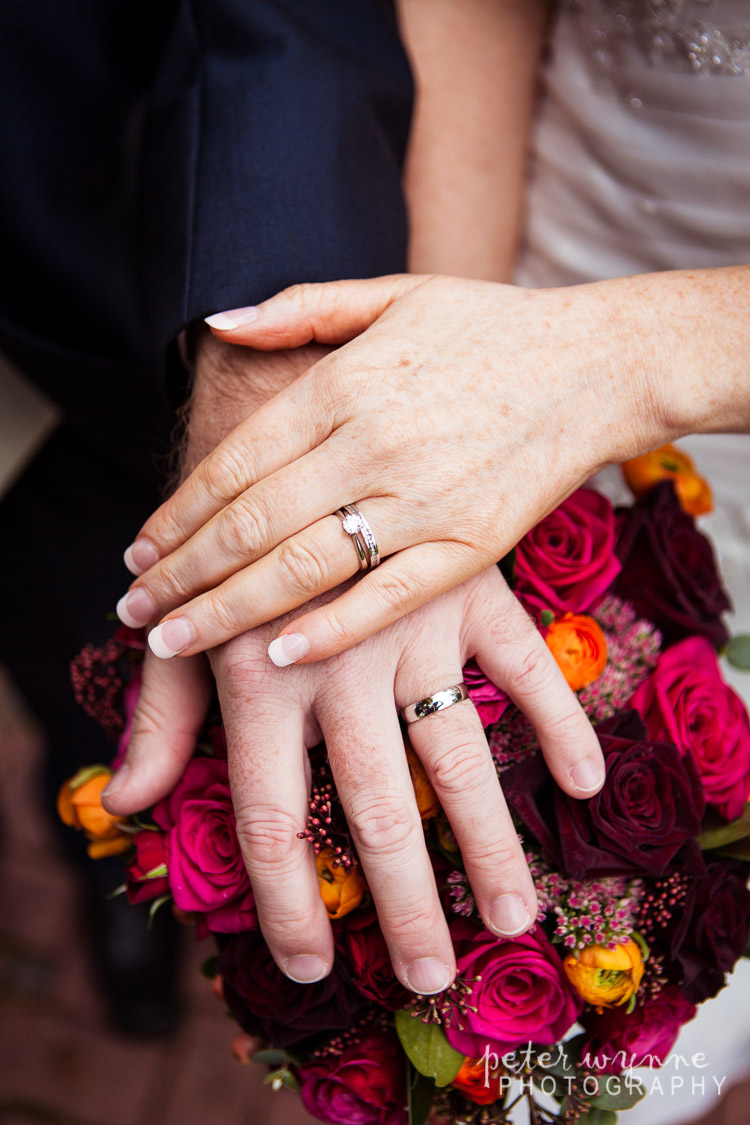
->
{"left": 60, "top": 445, "right": 750, "bottom": 1125}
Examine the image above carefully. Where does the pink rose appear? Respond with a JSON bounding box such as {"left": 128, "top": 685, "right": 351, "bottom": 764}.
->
{"left": 631, "top": 636, "right": 750, "bottom": 821}
{"left": 463, "top": 659, "right": 510, "bottom": 727}
{"left": 516, "top": 489, "right": 621, "bottom": 616}
{"left": 153, "top": 757, "right": 257, "bottom": 933}
{"left": 445, "top": 921, "right": 582, "bottom": 1057}
{"left": 581, "top": 985, "right": 697, "bottom": 1074}
{"left": 299, "top": 1029, "right": 407, "bottom": 1125}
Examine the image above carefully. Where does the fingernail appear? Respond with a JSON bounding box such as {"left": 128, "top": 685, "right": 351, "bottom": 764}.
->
{"left": 123, "top": 539, "right": 159, "bottom": 576}
{"left": 268, "top": 633, "right": 310, "bottom": 667}
{"left": 205, "top": 307, "right": 259, "bottom": 331}
{"left": 102, "top": 763, "right": 130, "bottom": 801}
{"left": 570, "top": 760, "right": 606, "bottom": 794}
{"left": 148, "top": 618, "right": 195, "bottom": 659}
{"left": 284, "top": 955, "right": 329, "bottom": 984}
{"left": 490, "top": 894, "right": 531, "bottom": 937}
{"left": 116, "top": 588, "right": 157, "bottom": 628}
{"left": 404, "top": 958, "right": 452, "bottom": 995}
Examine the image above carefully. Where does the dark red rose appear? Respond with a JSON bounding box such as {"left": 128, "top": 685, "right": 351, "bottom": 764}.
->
{"left": 515, "top": 489, "right": 621, "bottom": 616}
{"left": 444, "top": 919, "right": 582, "bottom": 1056}
{"left": 218, "top": 930, "right": 367, "bottom": 1048}
{"left": 503, "top": 710, "right": 705, "bottom": 878}
{"left": 299, "top": 1029, "right": 407, "bottom": 1125}
{"left": 125, "top": 829, "right": 169, "bottom": 904}
{"left": 581, "top": 985, "right": 697, "bottom": 1074}
{"left": 664, "top": 860, "right": 750, "bottom": 1004}
{"left": 631, "top": 637, "right": 750, "bottom": 821}
{"left": 613, "top": 482, "right": 730, "bottom": 648}
{"left": 335, "top": 907, "right": 410, "bottom": 1010}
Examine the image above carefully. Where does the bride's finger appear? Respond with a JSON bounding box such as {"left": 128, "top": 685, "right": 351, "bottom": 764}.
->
{"left": 204, "top": 274, "right": 425, "bottom": 350}
{"left": 219, "top": 668, "right": 334, "bottom": 983}
{"left": 123, "top": 364, "right": 344, "bottom": 576}
{"left": 266, "top": 541, "right": 482, "bottom": 664}
{"left": 466, "top": 571, "right": 605, "bottom": 798}
{"left": 317, "top": 680, "right": 456, "bottom": 995}
{"left": 139, "top": 499, "right": 407, "bottom": 660}
{"left": 117, "top": 437, "right": 371, "bottom": 626}
{"left": 396, "top": 666, "right": 537, "bottom": 940}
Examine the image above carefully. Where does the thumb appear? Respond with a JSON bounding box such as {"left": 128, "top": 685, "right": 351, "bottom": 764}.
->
{"left": 204, "top": 274, "right": 427, "bottom": 350}
{"left": 102, "top": 650, "right": 212, "bottom": 815}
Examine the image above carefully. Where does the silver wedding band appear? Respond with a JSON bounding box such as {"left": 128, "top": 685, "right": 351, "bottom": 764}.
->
{"left": 335, "top": 504, "right": 380, "bottom": 572}
{"left": 402, "top": 682, "right": 470, "bottom": 724}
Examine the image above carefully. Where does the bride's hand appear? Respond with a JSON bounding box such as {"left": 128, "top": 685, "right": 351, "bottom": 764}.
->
{"left": 117, "top": 269, "right": 747, "bottom": 663}
{"left": 103, "top": 563, "right": 603, "bottom": 992}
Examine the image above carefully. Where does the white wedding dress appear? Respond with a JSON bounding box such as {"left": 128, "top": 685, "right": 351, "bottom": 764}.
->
{"left": 514, "top": 1, "right": 750, "bottom": 1121}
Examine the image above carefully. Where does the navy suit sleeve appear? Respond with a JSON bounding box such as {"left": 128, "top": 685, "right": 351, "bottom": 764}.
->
{"left": 140, "top": 0, "right": 414, "bottom": 349}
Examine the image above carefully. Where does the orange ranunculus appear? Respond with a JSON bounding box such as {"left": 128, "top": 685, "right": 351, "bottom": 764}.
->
{"left": 451, "top": 1056, "right": 506, "bottom": 1105}
{"left": 405, "top": 741, "right": 440, "bottom": 820}
{"left": 315, "top": 849, "right": 365, "bottom": 919}
{"left": 57, "top": 766, "right": 130, "bottom": 859}
{"left": 564, "top": 939, "right": 645, "bottom": 1011}
{"left": 545, "top": 613, "right": 608, "bottom": 692}
{"left": 621, "top": 443, "right": 712, "bottom": 516}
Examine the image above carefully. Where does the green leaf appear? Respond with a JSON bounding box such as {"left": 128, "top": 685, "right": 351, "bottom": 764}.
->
{"left": 591, "top": 1077, "right": 646, "bottom": 1110}
{"left": 68, "top": 764, "right": 111, "bottom": 790}
{"left": 147, "top": 894, "right": 172, "bottom": 929}
{"left": 727, "top": 634, "right": 750, "bottom": 670}
{"left": 200, "top": 955, "right": 219, "bottom": 980}
{"left": 262, "top": 1066, "right": 299, "bottom": 1092}
{"left": 395, "top": 1010, "right": 464, "bottom": 1087}
{"left": 540, "top": 609, "right": 556, "bottom": 627}
{"left": 576, "top": 1110, "right": 618, "bottom": 1125}
{"left": 252, "top": 1049, "right": 288, "bottom": 1068}
{"left": 717, "top": 838, "right": 750, "bottom": 860}
{"left": 408, "top": 1064, "right": 435, "bottom": 1125}
{"left": 698, "top": 804, "right": 750, "bottom": 850}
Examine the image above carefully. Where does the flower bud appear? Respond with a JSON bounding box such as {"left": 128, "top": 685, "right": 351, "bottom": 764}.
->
{"left": 315, "top": 849, "right": 365, "bottom": 919}
{"left": 564, "top": 939, "right": 645, "bottom": 1011}
{"left": 622, "top": 444, "right": 712, "bottom": 516}
{"left": 57, "top": 767, "right": 130, "bottom": 859}
{"left": 545, "top": 613, "right": 607, "bottom": 692}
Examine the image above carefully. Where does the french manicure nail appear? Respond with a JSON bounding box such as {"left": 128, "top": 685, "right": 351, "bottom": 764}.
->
{"left": 490, "top": 893, "right": 531, "bottom": 937}
{"left": 284, "top": 955, "right": 329, "bottom": 983}
{"left": 570, "top": 759, "right": 605, "bottom": 794}
{"left": 148, "top": 618, "right": 195, "bottom": 659}
{"left": 116, "top": 587, "right": 157, "bottom": 628}
{"left": 123, "top": 539, "right": 159, "bottom": 576}
{"left": 404, "top": 958, "right": 452, "bottom": 995}
{"left": 268, "top": 633, "right": 310, "bottom": 667}
{"left": 102, "top": 763, "right": 130, "bottom": 801}
{"left": 204, "top": 307, "right": 259, "bottom": 331}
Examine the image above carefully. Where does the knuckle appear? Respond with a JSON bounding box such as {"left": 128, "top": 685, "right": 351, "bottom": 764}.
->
{"left": 506, "top": 644, "right": 556, "bottom": 699}
{"left": 199, "top": 445, "right": 252, "bottom": 506}
{"left": 276, "top": 538, "right": 329, "bottom": 598}
{"left": 233, "top": 802, "right": 303, "bottom": 867}
{"left": 464, "top": 836, "right": 524, "bottom": 875}
{"left": 429, "top": 740, "right": 493, "bottom": 799}
{"left": 346, "top": 793, "right": 416, "bottom": 856}
{"left": 384, "top": 905, "right": 438, "bottom": 945}
{"left": 375, "top": 570, "right": 416, "bottom": 615}
{"left": 217, "top": 497, "right": 266, "bottom": 560}
{"left": 150, "top": 554, "right": 193, "bottom": 604}
{"left": 202, "top": 588, "right": 246, "bottom": 638}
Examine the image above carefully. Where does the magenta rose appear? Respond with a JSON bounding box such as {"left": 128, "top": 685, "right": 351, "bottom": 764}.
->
{"left": 219, "top": 929, "right": 367, "bottom": 1048}
{"left": 335, "top": 907, "right": 410, "bottom": 1010}
{"left": 444, "top": 920, "right": 582, "bottom": 1057}
{"left": 125, "top": 829, "right": 169, "bottom": 905}
{"left": 503, "top": 710, "right": 705, "bottom": 879}
{"left": 613, "top": 482, "right": 730, "bottom": 648}
{"left": 299, "top": 1029, "right": 407, "bottom": 1125}
{"left": 631, "top": 637, "right": 750, "bottom": 821}
{"left": 463, "top": 659, "right": 510, "bottom": 727}
{"left": 515, "top": 489, "right": 621, "bottom": 616}
{"left": 153, "top": 757, "right": 256, "bottom": 933}
{"left": 581, "top": 985, "right": 697, "bottom": 1074}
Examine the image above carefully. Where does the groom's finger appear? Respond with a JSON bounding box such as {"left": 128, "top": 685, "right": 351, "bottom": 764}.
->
{"left": 216, "top": 654, "right": 334, "bottom": 983}
{"left": 318, "top": 679, "right": 456, "bottom": 995}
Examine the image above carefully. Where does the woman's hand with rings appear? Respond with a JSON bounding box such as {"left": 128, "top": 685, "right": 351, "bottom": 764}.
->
{"left": 116, "top": 272, "right": 678, "bottom": 663}
{"left": 104, "top": 563, "right": 604, "bottom": 993}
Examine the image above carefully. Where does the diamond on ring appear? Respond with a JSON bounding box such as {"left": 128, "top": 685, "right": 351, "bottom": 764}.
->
{"left": 342, "top": 512, "right": 367, "bottom": 536}
{"left": 335, "top": 505, "right": 380, "bottom": 572}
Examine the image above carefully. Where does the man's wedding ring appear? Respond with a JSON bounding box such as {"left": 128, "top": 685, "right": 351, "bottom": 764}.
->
{"left": 335, "top": 505, "right": 380, "bottom": 572}
{"left": 402, "top": 682, "right": 470, "bottom": 724}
